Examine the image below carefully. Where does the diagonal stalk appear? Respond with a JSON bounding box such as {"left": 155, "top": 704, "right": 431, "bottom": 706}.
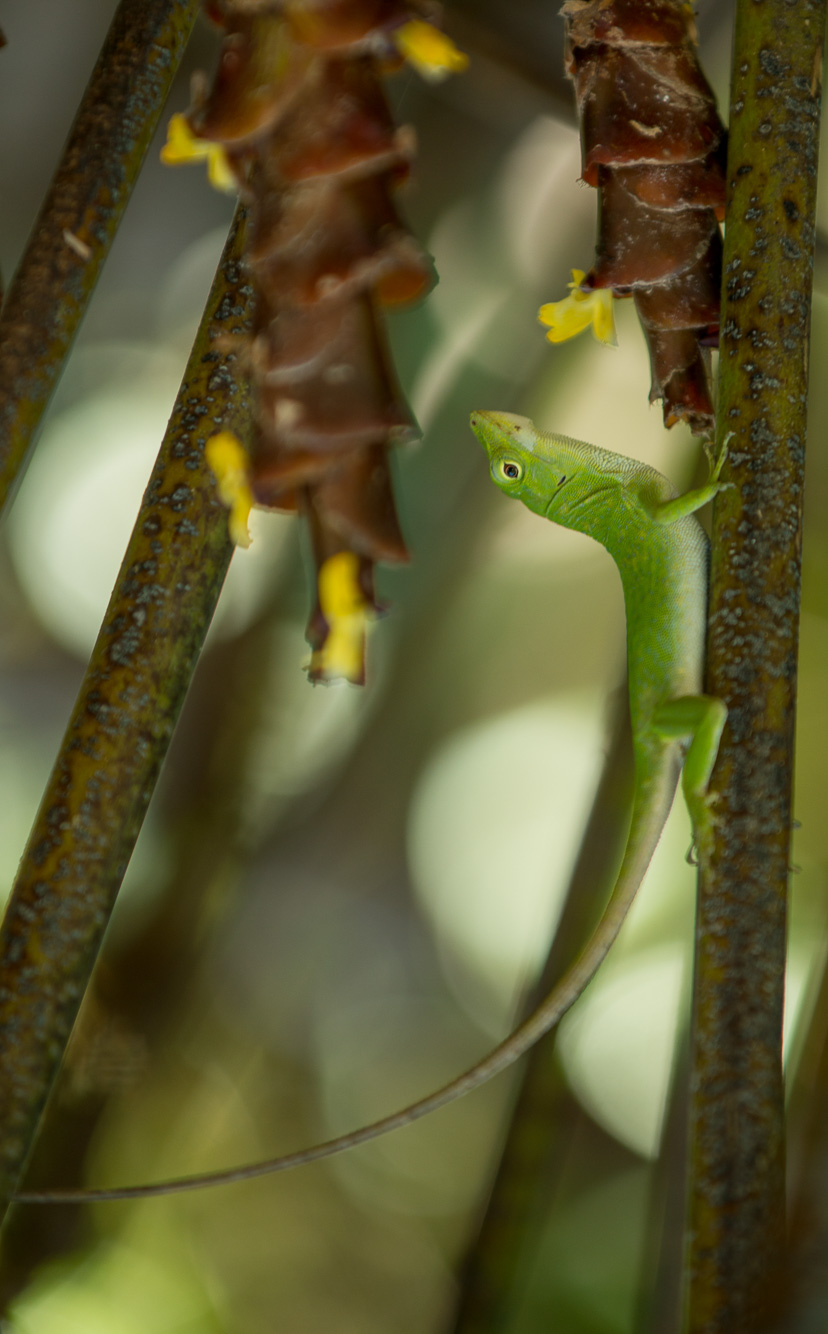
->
{"left": 0, "top": 0, "right": 199, "bottom": 513}
{"left": 685, "top": 2, "right": 826, "bottom": 1327}
{"left": 781, "top": 944, "right": 828, "bottom": 1328}
{"left": 448, "top": 691, "right": 633, "bottom": 1333}
{"left": 0, "top": 205, "right": 251, "bottom": 1228}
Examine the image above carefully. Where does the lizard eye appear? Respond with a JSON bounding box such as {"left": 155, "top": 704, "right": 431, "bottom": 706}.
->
{"left": 498, "top": 459, "right": 523, "bottom": 482}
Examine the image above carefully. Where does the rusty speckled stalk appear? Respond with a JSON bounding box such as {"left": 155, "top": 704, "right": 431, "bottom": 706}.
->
{"left": 0, "top": 0, "right": 199, "bottom": 513}
{"left": 685, "top": 2, "right": 825, "bottom": 1329}
{"left": 0, "top": 207, "right": 250, "bottom": 1224}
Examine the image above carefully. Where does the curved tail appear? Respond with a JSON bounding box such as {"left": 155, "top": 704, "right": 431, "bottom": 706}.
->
{"left": 16, "top": 754, "right": 679, "bottom": 1203}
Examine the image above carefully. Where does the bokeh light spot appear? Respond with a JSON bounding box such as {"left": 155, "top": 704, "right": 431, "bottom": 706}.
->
{"left": 407, "top": 695, "right": 604, "bottom": 1023}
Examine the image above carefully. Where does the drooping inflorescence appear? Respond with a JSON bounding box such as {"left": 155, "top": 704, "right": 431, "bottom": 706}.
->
{"left": 163, "top": 0, "right": 466, "bottom": 681}
{"left": 541, "top": 0, "right": 726, "bottom": 434}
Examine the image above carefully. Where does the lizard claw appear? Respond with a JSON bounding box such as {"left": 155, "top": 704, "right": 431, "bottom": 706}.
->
{"left": 705, "top": 431, "right": 733, "bottom": 484}
{"left": 685, "top": 791, "right": 720, "bottom": 866}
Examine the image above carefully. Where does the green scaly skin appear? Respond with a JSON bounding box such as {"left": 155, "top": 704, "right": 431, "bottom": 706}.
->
{"left": 16, "top": 411, "right": 728, "bottom": 1204}
{"left": 476, "top": 410, "right": 728, "bottom": 865}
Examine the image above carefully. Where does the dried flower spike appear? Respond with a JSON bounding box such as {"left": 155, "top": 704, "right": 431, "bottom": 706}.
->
{"left": 163, "top": 1, "right": 466, "bottom": 681}
{"left": 556, "top": 0, "right": 726, "bottom": 433}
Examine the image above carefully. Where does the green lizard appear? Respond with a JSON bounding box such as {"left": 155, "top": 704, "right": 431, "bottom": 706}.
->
{"left": 16, "top": 410, "right": 728, "bottom": 1204}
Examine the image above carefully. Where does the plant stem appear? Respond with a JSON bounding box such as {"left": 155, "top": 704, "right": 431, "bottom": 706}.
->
{"left": 449, "top": 691, "right": 633, "bottom": 1333}
{"left": 685, "top": 2, "right": 825, "bottom": 1327}
{"left": 0, "top": 205, "right": 251, "bottom": 1227}
{"left": 0, "top": 0, "right": 199, "bottom": 514}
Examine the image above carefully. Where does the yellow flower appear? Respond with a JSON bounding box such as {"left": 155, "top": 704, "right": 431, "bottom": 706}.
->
{"left": 310, "top": 552, "right": 370, "bottom": 685}
{"left": 538, "top": 269, "right": 617, "bottom": 346}
{"left": 394, "top": 20, "right": 469, "bottom": 81}
{"left": 205, "top": 432, "right": 253, "bottom": 548}
{"left": 160, "top": 113, "right": 236, "bottom": 194}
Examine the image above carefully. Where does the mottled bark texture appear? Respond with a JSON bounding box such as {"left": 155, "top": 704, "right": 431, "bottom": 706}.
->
{"left": 564, "top": 0, "right": 726, "bottom": 432}
{"left": 0, "top": 208, "right": 252, "bottom": 1226}
{"left": 0, "top": 0, "right": 199, "bottom": 512}
{"left": 685, "top": 1, "right": 825, "bottom": 1329}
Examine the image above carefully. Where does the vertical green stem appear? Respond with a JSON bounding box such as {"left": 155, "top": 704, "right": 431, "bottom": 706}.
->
{"left": 0, "top": 0, "right": 199, "bottom": 512}
{"left": 0, "top": 207, "right": 250, "bottom": 1228}
{"left": 685, "top": 2, "right": 825, "bottom": 1328}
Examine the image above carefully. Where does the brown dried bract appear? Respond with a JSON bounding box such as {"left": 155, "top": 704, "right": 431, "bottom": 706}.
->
{"left": 563, "top": 0, "right": 726, "bottom": 432}
{"left": 188, "top": 0, "right": 441, "bottom": 677}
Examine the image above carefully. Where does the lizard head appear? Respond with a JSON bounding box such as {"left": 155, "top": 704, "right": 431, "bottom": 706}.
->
{"left": 469, "top": 409, "right": 563, "bottom": 518}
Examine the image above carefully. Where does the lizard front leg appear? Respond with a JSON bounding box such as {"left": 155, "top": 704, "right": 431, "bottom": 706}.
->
{"left": 653, "top": 436, "right": 731, "bottom": 526}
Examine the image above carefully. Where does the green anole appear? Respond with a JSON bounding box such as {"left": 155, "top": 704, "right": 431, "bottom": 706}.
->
{"left": 16, "top": 410, "right": 728, "bottom": 1204}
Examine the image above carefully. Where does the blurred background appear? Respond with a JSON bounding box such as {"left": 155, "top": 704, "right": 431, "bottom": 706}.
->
{"left": 0, "top": 1, "right": 827, "bottom": 1330}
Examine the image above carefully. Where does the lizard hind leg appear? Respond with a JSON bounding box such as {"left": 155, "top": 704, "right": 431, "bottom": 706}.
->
{"left": 651, "top": 694, "right": 727, "bottom": 861}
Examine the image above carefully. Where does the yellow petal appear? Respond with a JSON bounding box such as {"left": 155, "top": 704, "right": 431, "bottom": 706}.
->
{"left": 205, "top": 431, "right": 253, "bottom": 549}
{"left": 590, "top": 289, "right": 617, "bottom": 346}
{"left": 538, "top": 270, "right": 617, "bottom": 346}
{"left": 160, "top": 113, "right": 202, "bottom": 167}
{"left": 311, "top": 552, "right": 369, "bottom": 685}
{"left": 395, "top": 20, "right": 469, "bottom": 81}
{"left": 205, "top": 143, "right": 237, "bottom": 193}
{"left": 538, "top": 296, "right": 599, "bottom": 343}
{"left": 160, "top": 114, "right": 236, "bottom": 194}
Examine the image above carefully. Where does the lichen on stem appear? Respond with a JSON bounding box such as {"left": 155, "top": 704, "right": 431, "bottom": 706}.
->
{"left": 0, "top": 0, "right": 199, "bottom": 515}
{"left": 686, "top": 1, "right": 826, "bottom": 1328}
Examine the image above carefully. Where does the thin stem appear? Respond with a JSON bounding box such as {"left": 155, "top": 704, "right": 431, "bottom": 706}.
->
{"left": 685, "top": 2, "right": 825, "bottom": 1328}
{"left": 0, "top": 0, "right": 199, "bottom": 514}
{"left": 781, "top": 949, "right": 828, "bottom": 1329}
{"left": 0, "top": 205, "right": 251, "bottom": 1226}
{"left": 449, "top": 691, "right": 633, "bottom": 1333}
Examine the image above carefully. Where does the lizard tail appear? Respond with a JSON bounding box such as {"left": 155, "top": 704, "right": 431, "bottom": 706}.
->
{"left": 16, "top": 757, "right": 679, "bottom": 1204}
